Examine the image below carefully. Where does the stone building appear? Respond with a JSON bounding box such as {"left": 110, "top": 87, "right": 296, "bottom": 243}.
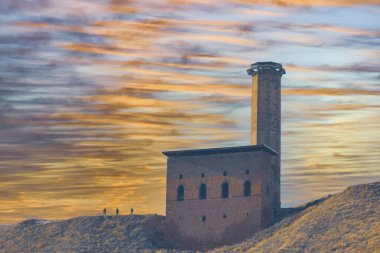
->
{"left": 163, "top": 62, "right": 286, "bottom": 250}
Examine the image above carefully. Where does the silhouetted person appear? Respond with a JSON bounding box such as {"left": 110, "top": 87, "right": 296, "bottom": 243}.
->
{"left": 130, "top": 208, "right": 134, "bottom": 215}
{"left": 103, "top": 208, "right": 107, "bottom": 216}
{"left": 116, "top": 208, "right": 119, "bottom": 216}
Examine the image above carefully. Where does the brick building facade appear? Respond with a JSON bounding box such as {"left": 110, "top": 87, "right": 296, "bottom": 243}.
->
{"left": 163, "top": 62, "right": 286, "bottom": 250}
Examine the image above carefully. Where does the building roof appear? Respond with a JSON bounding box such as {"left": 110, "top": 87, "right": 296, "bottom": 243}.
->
{"left": 162, "top": 144, "right": 278, "bottom": 157}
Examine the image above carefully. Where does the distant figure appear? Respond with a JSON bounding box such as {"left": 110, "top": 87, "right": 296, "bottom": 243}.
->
{"left": 116, "top": 208, "right": 119, "bottom": 216}
{"left": 103, "top": 208, "right": 107, "bottom": 216}
{"left": 130, "top": 208, "right": 134, "bottom": 215}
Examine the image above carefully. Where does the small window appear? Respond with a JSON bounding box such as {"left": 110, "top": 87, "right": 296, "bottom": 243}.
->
{"left": 201, "top": 173, "right": 205, "bottom": 178}
{"left": 223, "top": 214, "right": 227, "bottom": 219}
{"left": 245, "top": 170, "right": 249, "bottom": 175}
{"left": 199, "top": 183, "right": 207, "bottom": 199}
{"left": 179, "top": 174, "right": 183, "bottom": 179}
{"left": 244, "top": 181, "right": 251, "bottom": 196}
{"left": 221, "top": 182, "right": 229, "bottom": 198}
{"left": 201, "top": 216, "right": 206, "bottom": 222}
{"left": 223, "top": 171, "right": 227, "bottom": 176}
{"left": 177, "top": 185, "right": 184, "bottom": 201}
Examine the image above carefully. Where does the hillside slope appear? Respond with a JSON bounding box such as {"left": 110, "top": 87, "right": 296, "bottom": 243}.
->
{"left": 1, "top": 182, "right": 379, "bottom": 253}
{"left": 211, "top": 182, "right": 380, "bottom": 253}
{"left": 0, "top": 215, "right": 166, "bottom": 253}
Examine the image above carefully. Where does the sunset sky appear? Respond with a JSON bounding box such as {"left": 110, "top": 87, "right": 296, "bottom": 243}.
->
{"left": 0, "top": 0, "right": 379, "bottom": 224}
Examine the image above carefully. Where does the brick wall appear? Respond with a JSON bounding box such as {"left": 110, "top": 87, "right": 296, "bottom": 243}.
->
{"left": 258, "top": 73, "right": 281, "bottom": 211}
{"left": 165, "top": 150, "right": 276, "bottom": 250}
{"left": 252, "top": 71, "right": 282, "bottom": 211}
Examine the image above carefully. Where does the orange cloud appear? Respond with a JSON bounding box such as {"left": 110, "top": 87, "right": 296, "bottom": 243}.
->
{"left": 2, "top": 0, "right": 380, "bottom": 225}
{"left": 286, "top": 64, "right": 380, "bottom": 73}
{"left": 239, "top": 8, "right": 287, "bottom": 17}
{"left": 179, "top": 34, "right": 257, "bottom": 47}
{"left": 231, "top": 0, "right": 379, "bottom": 7}
{"left": 283, "top": 88, "right": 380, "bottom": 96}
{"left": 317, "top": 25, "right": 380, "bottom": 37}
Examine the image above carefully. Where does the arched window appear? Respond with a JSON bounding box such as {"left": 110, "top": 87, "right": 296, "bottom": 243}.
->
{"left": 221, "top": 182, "right": 229, "bottom": 198}
{"left": 177, "top": 185, "right": 184, "bottom": 201}
{"left": 244, "top": 181, "right": 251, "bottom": 196}
{"left": 199, "top": 183, "right": 207, "bottom": 199}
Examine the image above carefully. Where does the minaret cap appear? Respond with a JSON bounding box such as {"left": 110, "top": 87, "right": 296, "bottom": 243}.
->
{"left": 247, "top": 61, "right": 286, "bottom": 76}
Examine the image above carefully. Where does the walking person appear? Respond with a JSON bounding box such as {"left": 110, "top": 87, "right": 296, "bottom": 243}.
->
{"left": 130, "top": 208, "right": 134, "bottom": 215}
{"left": 103, "top": 208, "right": 107, "bottom": 216}
{"left": 116, "top": 208, "right": 119, "bottom": 216}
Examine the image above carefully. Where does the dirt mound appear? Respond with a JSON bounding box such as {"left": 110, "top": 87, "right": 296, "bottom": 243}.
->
{"left": 1, "top": 182, "right": 379, "bottom": 253}
{"left": 211, "top": 182, "right": 380, "bottom": 253}
{"left": 0, "top": 215, "right": 165, "bottom": 253}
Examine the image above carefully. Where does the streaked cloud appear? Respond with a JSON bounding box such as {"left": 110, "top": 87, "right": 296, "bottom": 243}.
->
{"left": 283, "top": 87, "right": 380, "bottom": 96}
{"left": 232, "top": 0, "right": 380, "bottom": 7}
{"left": 239, "top": 8, "right": 286, "bottom": 17}
{"left": 286, "top": 64, "right": 380, "bottom": 73}
{"left": 0, "top": 0, "right": 379, "bottom": 224}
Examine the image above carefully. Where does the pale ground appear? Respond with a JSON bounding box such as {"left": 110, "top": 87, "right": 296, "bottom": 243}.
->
{"left": 1, "top": 182, "right": 379, "bottom": 253}
{"left": 0, "top": 215, "right": 166, "bottom": 253}
{"left": 211, "top": 182, "right": 380, "bottom": 253}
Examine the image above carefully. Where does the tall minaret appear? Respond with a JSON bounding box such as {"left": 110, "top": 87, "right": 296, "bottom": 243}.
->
{"left": 247, "top": 61, "right": 285, "bottom": 211}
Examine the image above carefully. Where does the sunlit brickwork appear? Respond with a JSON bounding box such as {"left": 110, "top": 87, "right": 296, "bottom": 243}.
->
{"left": 248, "top": 62, "right": 285, "bottom": 212}
{"left": 164, "top": 145, "right": 277, "bottom": 250}
{"left": 163, "top": 62, "right": 285, "bottom": 250}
